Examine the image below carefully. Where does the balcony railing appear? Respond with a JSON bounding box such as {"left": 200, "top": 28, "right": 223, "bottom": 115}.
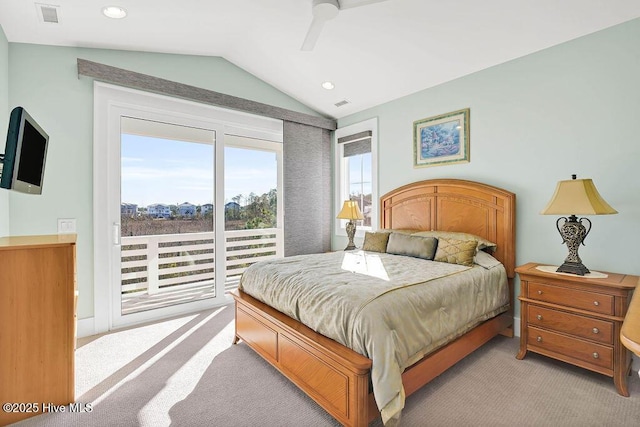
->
{"left": 120, "top": 228, "right": 283, "bottom": 302}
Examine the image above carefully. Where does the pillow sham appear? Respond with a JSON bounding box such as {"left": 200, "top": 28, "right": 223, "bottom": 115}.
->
{"left": 411, "top": 230, "right": 497, "bottom": 251}
{"left": 474, "top": 250, "right": 503, "bottom": 269}
{"left": 386, "top": 232, "right": 437, "bottom": 260}
{"left": 362, "top": 231, "right": 391, "bottom": 253}
{"left": 433, "top": 238, "right": 477, "bottom": 266}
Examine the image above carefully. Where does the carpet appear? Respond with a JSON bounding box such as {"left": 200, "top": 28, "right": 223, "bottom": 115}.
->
{"left": 12, "top": 304, "right": 640, "bottom": 426}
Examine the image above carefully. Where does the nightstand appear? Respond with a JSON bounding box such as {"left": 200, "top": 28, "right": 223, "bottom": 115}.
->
{"left": 516, "top": 262, "right": 637, "bottom": 396}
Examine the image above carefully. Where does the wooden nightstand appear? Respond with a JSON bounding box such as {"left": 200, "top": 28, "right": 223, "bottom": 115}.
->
{"left": 516, "top": 262, "right": 637, "bottom": 396}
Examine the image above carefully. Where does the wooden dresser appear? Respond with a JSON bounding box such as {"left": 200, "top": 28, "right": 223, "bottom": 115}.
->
{"left": 0, "top": 234, "right": 77, "bottom": 426}
{"left": 621, "top": 287, "right": 640, "bottom": 357}
{"left": 516, "top": 262, "right": 637, "bottom": 396}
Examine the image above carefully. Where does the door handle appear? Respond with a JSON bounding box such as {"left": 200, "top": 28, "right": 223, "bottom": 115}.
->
{"left": 113, "top": 222, "right": 121, "bottom": 245}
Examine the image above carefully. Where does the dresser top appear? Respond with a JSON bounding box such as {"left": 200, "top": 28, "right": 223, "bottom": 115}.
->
{"left": 516, "top": 262, "right": 638, "bottom": 290}
{"left": 0, "top": 234, "right": 76, "bottom": 250}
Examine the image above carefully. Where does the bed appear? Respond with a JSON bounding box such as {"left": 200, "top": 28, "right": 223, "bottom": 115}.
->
{"left": 231, "top": 179, "right": 516, "bottom": 426}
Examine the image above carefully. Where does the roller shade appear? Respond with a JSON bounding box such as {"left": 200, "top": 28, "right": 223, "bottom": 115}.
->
{"left": 338, "top": 131, "right": 372, "bottom": 157}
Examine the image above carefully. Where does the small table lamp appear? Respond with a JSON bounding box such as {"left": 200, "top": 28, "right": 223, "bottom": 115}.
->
{"left": 337, "top": 200, "right": 365, "bottom": 250}
{"left": 540, "top": 174, "right": 617, "bottom": 275}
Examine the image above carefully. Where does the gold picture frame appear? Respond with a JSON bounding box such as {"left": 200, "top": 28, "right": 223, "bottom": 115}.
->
{"left": 413, "top": 108, "right": 470, "bottom": 168}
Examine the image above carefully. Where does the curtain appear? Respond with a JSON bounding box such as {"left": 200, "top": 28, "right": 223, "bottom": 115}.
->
{"left": 283, "top": 121, "right": 331, "bottom": 255}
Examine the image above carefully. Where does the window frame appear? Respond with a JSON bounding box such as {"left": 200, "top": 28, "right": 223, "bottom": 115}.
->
{"left": 334, "top": 118, "right": 378, "bottom": 239}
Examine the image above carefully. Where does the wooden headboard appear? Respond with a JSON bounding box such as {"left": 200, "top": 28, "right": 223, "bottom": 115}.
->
{"left": 380, "top": 179, "right": 516, "bottom": 278}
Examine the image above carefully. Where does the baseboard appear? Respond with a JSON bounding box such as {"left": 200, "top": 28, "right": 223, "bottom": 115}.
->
{"left": 514, "top": 316, "right": 520, "bottom": 337}
{"left": 77, "top": 317, "right": 95, "bottom": 338}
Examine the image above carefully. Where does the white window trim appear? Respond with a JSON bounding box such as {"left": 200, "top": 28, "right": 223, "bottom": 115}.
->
{"left": 334, "top": 118, "right": 378, "bottom": 238}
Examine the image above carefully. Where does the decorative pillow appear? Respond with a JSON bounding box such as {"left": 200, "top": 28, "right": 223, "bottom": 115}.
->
{"left": 362, "top": 231, "right": 390, "bottom": 253}
{"left": 386, "top": 232, "right": 438, "bottom": 260}
{"left": 474, "top": 250, "right": 502, "bottom": 269}
{"left": 411, "top": 230, "right": 497, "bottom": 251}
{"left": 434, "top": 238, "right": 477, "bottom": 266}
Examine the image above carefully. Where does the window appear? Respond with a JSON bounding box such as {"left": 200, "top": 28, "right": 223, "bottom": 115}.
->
{"left": 335, "top": 118, "right": 378, "bottom": 236}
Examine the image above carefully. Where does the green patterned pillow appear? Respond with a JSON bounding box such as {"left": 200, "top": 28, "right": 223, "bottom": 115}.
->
{"left": 411, "top": 230, "right": 496, "bottom": 251}
{"left": 434, "top": 238, "right": 477, "bottom": 266}
{"left": 362, "top": 231, "right": 390, "bottom": 253}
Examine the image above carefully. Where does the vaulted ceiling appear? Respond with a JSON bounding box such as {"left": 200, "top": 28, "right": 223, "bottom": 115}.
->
{"left": 1, "top": 1, "right": 639, "bottom": 119}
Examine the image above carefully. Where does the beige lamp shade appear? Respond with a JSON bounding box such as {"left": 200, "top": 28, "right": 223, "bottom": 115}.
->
{"left": 541, "top": 177, "right": 618, "bottom": 215}
{"left": 337, "top": 200, "right": 365, "bottom": 220}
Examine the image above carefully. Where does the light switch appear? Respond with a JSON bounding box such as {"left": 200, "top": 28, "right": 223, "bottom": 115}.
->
{"left": 57, "top": 218, "right": 77, "bottom": 234}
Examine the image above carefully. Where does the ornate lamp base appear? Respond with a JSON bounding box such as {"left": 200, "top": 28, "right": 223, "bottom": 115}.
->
{"left": 557, "top": 261, "right": 590, "bottom": 275}
{"left": 555, "top": 215, "right": 591, "bottom": 276}
{"left": 344, "top": 220, "right": 357, "bottom": 251}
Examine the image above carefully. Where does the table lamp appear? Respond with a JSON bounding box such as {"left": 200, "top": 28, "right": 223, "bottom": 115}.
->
{"left": 540, "top": 174, "right": 617, "bottom": 275}
{"left": 337, "top": 200, "right": 364, "bottom": 250}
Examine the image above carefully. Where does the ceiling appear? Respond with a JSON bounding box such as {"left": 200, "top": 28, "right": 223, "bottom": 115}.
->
{"left": 1, "top": 1, "right": 640, "bottom": 119}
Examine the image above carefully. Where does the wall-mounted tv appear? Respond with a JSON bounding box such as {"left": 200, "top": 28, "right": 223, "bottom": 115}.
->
{"left": 0, "top": 107, "right": 49, "bottom": 195}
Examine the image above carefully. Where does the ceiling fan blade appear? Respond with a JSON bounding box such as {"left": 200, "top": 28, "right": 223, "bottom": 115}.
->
{"left": 301, "top": 17, "right": 327, "bottom": 51}
{"left": 338, "top": 0, "right": 388, "bottom": 10}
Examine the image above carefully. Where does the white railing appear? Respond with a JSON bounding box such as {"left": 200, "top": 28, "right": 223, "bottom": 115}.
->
{"left": 121, "top": 228, "right": 283, "bottom": 296}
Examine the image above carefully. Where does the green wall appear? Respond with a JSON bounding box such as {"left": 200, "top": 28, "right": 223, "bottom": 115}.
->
{"left": 6, "top": 44, "right": 323, "bottom": 320}
{"left": 338, "top": 18, "right": 640, "bottom": 315}
{"left": 0, "top": 25, "right": 8, "bottom": 236}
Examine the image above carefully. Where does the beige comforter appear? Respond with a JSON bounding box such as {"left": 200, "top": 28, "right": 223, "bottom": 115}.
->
{"left": 238, "top": 250, "right": 509, "bottom": 425}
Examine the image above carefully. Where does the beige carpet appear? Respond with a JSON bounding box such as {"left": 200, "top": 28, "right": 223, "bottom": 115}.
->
{"left": 12, "top": 304, "right": 640, "bottom": 426}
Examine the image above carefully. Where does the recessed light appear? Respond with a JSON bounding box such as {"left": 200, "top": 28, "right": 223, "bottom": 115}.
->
{"left": 321, "top": 81, "right": 335, "bottom": 90}
{"left": 102, "top": 6, "right": 127, "bottom": 19}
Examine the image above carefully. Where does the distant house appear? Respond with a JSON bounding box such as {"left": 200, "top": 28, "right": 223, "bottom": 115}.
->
{"left": 147, "top": 203, "right": 171, "bottom": 219}
{"left": 201, "top": 203, "right": 213, "bottom": 216}
{"left": 121, "top": 203, "right": 138, "bottom": 217}
{"left": 178, "top": 202, "right": 196, "bottom": 217}
{"left": 225, "top": 201, "right": 241, "bottom": 212}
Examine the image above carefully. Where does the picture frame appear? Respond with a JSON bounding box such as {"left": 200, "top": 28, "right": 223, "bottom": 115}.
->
{"left": 413, "top": 108, "right": 470, "bottom": 168}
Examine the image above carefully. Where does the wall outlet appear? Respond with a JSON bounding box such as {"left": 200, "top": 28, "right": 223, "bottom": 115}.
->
{"left": 57, "top": 218, "right": 77, "bottom": 234}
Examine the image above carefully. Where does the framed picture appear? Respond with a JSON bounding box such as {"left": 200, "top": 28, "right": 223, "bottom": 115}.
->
{"left": 413, "top": 108, "right": 470, "bottom": 168}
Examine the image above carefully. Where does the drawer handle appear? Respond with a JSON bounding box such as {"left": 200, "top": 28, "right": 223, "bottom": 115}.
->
{"left": 592, "top": 327, "right": 599, "bottom": 334}
{"left": 537, "top": 290, "right": 543, "bottom": 295}
{"left": 593, "top": 352, "right": 599, "bottom": 359}
{"left": 536, "top": 315, "right": 543, "bottom": 321}
{"left": 537, "top": 336, "right": 543, "bottom": 343}
{"left": 593, "top": 301, "right": 599, "bottom": 306}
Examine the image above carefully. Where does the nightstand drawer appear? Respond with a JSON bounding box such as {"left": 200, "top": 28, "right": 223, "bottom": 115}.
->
{"left": 527, "top": 326, "right": 613, "bottom": 370}
{"left": 528, "top": 305, "right": 614, "bottom": 345}
{"left": 528, "top": 282, "right": 614, "bottom": 315}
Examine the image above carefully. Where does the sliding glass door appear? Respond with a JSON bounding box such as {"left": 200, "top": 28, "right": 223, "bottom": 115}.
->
{"left": 119, "top": 117, "right": 217, "bottom": 317}
{"left": 95, "top": 83, "right": 284, "bottom": 331}
{"left": 110, "top": 114, "right": 225, "bottom": 328}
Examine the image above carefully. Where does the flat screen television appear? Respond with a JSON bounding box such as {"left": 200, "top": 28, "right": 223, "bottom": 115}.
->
{"left": 0, "top": 107, "right": 49, "bottom": 195}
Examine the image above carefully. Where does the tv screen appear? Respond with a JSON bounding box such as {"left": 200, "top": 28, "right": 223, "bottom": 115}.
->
{"left": 0, "top": 107, "right": 49, "bottom": 194}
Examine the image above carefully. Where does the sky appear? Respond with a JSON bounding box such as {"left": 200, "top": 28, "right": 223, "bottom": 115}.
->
{"left": 121, "top": 134, "right": 277, "bottom": 207}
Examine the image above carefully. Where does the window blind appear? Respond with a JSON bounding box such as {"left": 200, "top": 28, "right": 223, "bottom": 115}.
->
{"left": 338, "top": 130, "right": 372, "bottom": 157}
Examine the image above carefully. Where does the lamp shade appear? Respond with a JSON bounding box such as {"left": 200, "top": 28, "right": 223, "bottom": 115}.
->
{"left": 337, "top": 200, "right": 364, "bottom": 220}
{"left": 540, "top": 177, "right": 617, "bottom": 215}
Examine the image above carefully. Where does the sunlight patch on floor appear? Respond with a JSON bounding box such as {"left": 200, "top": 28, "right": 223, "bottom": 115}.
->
{"left": 76, "top": 306, "right": 229, "bottom": 410}
{"left": 137, "top": 318, "right": 235, "bottom": 426}
{"left": 75, "top": 313, "right": 202, "bottom": 398}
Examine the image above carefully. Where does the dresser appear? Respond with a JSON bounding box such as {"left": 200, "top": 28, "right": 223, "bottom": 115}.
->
{"left": 516, "top": 262, "right": 637, "bottom": 396}
{"left": 0, "top": 234, "right": 77, "bottom": 425}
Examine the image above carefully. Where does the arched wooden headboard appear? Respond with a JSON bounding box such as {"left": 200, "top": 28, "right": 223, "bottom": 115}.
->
{"left": 380, "top": 179, "right": 516, "bottom": 278}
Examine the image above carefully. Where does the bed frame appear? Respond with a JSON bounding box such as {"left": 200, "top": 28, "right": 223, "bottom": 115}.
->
{"left": 232, "top": 179, "right": 516, "bottom": 426}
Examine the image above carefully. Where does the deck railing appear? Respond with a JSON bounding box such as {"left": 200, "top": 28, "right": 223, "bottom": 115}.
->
{"left": 120, "top": 228, "right": 283, "bottom": 296}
